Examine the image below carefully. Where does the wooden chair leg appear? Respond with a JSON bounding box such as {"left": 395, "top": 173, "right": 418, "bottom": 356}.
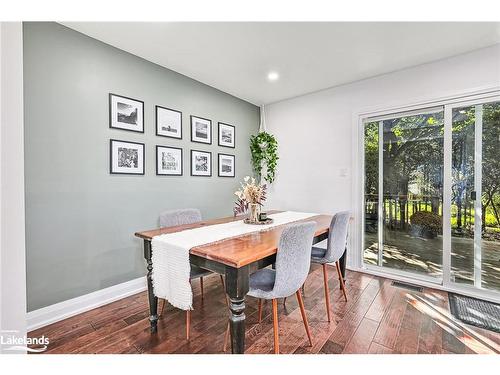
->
{"left": 159, "top": 298, "right": 166, "bottom": 316}
{"left": 322, "top": 264, "right": 332, "bottom": 322}
{"left": 284, "top": 281, "right": 304, "bottom": 306}
{"left": 336, "top": 261, "right": 348, "bottom": 302}
{"left": 258, "top": 299, "right": 263, "bottom": 323}
{"left": 220, "top": 275, "right": 229, "bottom": 306}
{"left": 283, "top": 283, "right": 306, "bottom": 306}
{"left": 186, "top": 310, "right": 191, "bottom": 340}
{"left": 200, "top": 277, "right": 204, "bottom": 304}
{"left": 272, "top": 299, "right": 279, "bottom": 354}
{"left": 296, "top": 290, "right": 313, "bottom": 347}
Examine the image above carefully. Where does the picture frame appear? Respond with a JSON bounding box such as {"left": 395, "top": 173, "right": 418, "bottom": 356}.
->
{"left": 190, "top": 115, "right": 212, "bottom": 144}
{"left": 109, "top": 93, "right": 144, "bottom": 133}
{"left": 156, "top": 145, "right": 183, "bottom": 176}
{"left": 190, "top": 149, "right": 212, "bottom": 177}
{"left": 156, "top": 106, "right": 182, "bottom": 139}
{"left": 218, "top": 122, "right": 235, "bottom": 148}
{"left": 110, "top": 139, "right": 145, "bottom": 175}
{"left": 218, "top": 153, "right": 235, "bottom": 177}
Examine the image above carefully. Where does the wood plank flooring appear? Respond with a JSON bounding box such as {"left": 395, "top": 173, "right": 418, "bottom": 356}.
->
{"left": 29, "top": 265, "right": 500, "bottom": 354}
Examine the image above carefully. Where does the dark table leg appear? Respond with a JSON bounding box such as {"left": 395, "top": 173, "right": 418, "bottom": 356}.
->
{"left": 339, "top": 248, "right": 347, "bottom": 280}
{"left": 225, "top": 265, "right": 249, "bottom": 354}
{"left": 143, "top": 239, "right": 158, "bottom": 333}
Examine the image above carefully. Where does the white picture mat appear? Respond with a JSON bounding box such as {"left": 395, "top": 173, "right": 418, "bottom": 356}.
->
{"left": 191, "top": 150, "right": 211, "bottom": 176}
{"left": 157, "top": 107, "right": 182, "bottom": 137}
{"left": 219, "top": 123, "right": 235, "bottom": 147}
{"left": 191, "top": 116, "right": 212, "bottom": 143}
{"left": 111, "top": 140, "right": 144, "bottom": 174}
{"left": 218, "top": 154, "right": 235, "bottom": 176}
{"left": 157, "top": 147, "right": 182, "bottom": 175}
{"left": 110, "top": 95, "right": 144, "bottom": 132}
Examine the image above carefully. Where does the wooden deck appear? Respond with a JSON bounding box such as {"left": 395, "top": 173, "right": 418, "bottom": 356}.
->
{"left": 364, "top": 232, "right": 500, "bottom": 291}
{"left": 29, "top": 265, "right": 500, "bottom": 354}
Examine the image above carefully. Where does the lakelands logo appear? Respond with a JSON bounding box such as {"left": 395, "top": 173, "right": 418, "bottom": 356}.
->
{"left": 0, "top": 330, "right": 49, "bottom": 353}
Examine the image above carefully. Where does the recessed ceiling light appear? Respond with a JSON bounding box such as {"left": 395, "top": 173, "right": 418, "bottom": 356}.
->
{"left": 267, "top": 71, "right": 279, "bottom": 82}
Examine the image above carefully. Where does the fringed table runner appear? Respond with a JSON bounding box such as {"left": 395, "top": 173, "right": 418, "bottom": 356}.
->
{"left": 151, "top": 211, "right": 317, "bottom": 310}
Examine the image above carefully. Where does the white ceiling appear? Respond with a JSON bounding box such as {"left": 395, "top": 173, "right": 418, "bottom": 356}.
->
{"left": 62, "top": 22, "right": 500, "bottom": 105}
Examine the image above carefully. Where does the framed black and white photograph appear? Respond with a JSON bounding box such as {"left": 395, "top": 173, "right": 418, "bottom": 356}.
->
{"left": 190, "top": 115, "right": 212, "bottom": 144}
{"left": 109, "top": 93, "right": 144, "bottom": 133}
{"left": 110, "top": 139, "right": 145, "bottom": 175}
{"left": 218, "top": 153, "right": 235, "bottom": 177}
{"left": 190, "top": 149, "right": 212, "bottom": 177}
{"left": 218, "top": 122, "right": 235, "bottom": 148}
{"left": 156, "top": 106, "right": 182, "bottom": 139}
{"left": 156, "top": 146, "right": 182, "bottom": 176}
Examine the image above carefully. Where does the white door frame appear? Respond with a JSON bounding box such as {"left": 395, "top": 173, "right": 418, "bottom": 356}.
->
{"left": 0, "top": 22, "right": 27, "bottom": 353}
{"left": 351, "top": 86, "right": 500, "bottom": 303}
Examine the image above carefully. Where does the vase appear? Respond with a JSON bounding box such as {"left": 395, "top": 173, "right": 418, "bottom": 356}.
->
{"left": 248, "top": 203, "right": 260, "bottom": 223}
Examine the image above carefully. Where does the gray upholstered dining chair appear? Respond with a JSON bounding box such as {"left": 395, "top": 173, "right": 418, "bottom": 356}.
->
{"left": 158, "top": 208, "right": 228, "bottom": 341}
{"left": 310, "top": 211, "right": 350, "bottom": 322}
{"left": 160, "top": 208, "right": 202, "bottom": 228}
{"left": 248, "top": 221, "right": 316, "bottom": 354}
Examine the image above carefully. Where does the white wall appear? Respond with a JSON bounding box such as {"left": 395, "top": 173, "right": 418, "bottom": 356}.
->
{"left": 0, "top": 22, "right": 26, "bottom": 353}
{"left": 265, "top": 44, "right": 500, "bottom": 267}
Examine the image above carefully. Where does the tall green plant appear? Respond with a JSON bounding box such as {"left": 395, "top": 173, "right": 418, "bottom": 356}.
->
{"left": 250, "top": 131, "right": 278, "bottom": 183}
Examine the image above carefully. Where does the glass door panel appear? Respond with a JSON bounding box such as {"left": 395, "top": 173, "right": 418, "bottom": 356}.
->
{"left": 381, "top": 109, "right": 444, "bottom": 278}
{"left": 450, "top": 100, "right": 500, "bottom": 292}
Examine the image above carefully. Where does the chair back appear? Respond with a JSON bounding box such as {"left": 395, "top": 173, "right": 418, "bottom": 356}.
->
{"left": 159, "top": 208, "right": 202, "bottom": 228}
{"left": 272, "top": 221, "right": 316, "bottom": 298}
{"left": 324, "top": 211, "right": 351, "bottom": 262}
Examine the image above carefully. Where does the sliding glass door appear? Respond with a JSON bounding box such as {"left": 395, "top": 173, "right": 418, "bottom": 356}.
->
{"left": 363, "top": 93, "right": 500, "bottom": 296}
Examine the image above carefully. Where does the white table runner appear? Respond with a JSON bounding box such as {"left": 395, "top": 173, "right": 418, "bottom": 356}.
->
{"left": 151, "top": 211, "right": 317, "bottom": 310}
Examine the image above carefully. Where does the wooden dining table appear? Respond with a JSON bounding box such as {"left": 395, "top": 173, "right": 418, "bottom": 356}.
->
{"left": 134, "top": 212, "right": 344, "bottom": 354}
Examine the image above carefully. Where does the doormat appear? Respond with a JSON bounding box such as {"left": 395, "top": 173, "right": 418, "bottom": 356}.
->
{"left": 448, "top": 293, "right": 500, "bottom": 333}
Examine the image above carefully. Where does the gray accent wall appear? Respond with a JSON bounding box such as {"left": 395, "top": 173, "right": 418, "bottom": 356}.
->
{"left": 23, "top": 22, "right": 259, "bottom": 311}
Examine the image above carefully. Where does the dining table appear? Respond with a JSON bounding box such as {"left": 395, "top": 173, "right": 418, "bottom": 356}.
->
{"left": 134, "top": 211, "right": 345, "bottom": 354}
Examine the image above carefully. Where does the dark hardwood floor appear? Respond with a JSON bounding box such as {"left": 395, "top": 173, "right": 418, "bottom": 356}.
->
{"left": 29, "top": 265, "right": 500, "bottom": 354}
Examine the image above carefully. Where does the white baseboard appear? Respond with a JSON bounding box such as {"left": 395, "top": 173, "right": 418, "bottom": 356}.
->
{"left": 27, "top": 277, "right": 147, "bottom": 332}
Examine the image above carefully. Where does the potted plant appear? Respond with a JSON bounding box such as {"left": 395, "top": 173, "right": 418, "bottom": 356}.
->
{"left": 409, "top": 211, "right": 442, "bottom": 239}
{"left": 250, "top": 132, "right": 278, "bottom": 183}
{"left": 234, "top": 176, "right": 267, "bottom": 223}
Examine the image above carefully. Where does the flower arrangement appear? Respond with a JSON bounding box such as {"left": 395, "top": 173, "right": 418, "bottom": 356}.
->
{"left": 234, "top": 176, "right": 267, "bottom": 219}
